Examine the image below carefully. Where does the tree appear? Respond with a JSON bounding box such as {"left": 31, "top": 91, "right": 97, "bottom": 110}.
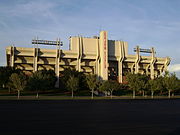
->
{"left": 99, "top": 80, "right": 119, "bottom": 99}
{"left": 147, "top": 77, "right": 163, "bottom": 98}
{"left": 126, "top": 73, "right": 136, "bottom": 98}
{"left": 126, "top": 73, "right": 149, "bottom": 98}
{"left": 108, "top": 81, "right": 119, "bottom": 99}
{"left": 99, "top": 81, "right": 109, "bottom": 96}
{"left": 163, "top": 72, "right": 179, "bottom": 98}
{"left": 27, "top": 70, "right": 57, "bottom": 98}
{"left": 60, "top": 68, "right": 87, "bottom": 90}
{"left": 0, "top": 66, "right": 21, "bottom": 89}
{"left": 28, "top": 72, "right": 43, "bottom": 98}
{"left": 40, "top": 69, "right": 57, "bottom": 90}
{"left": 66, "top": 76, "right": 79, "bottom": 98}
{"left": 86, "top": 74, "right": 98, "bottom": 99}
{"left": 9, "top": 73, "right": 27, "bottom": 99}
{"left": 138, "top": 74, "right": 149, "bottom": 97}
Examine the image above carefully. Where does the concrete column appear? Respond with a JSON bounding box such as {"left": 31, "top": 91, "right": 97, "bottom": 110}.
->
{"left": 154, "top": 70, "right": 158, "bottom": 78}
{"left": 131, "top": 63, "right": 135, "bottom": 73}
{"left": 10, "top": 46, "right": 15, "bottom": 67}
{"left": 95, "top": 37, "right": 100, "bottom": 78}
{"left": 99, "top": 31, "right": 108, "bottom": 80}
{"left": 118, "top": 41, "right": 125, "bottom": 83}
{"left": 55, "top": 45, "right": 60, "bottom": 88}
{"left": 159, "top": 66, "right": 164, "bottom": 76}
{"left": 76, "top": 37, "right": 79, "bottom": 71}
{"left": 79, "top": 37, "right": 83, "bottom": 72}
{"left": 135, "top": 46, "right": 140, "bottom": 74}
{"left": 150, "top": 64, "right": 155, "bottom": 79}
{"left": 95, "top": 60, "right": 98, "bottom": 75}
{"left": 150, "top": 47, "right": 155, "bottom": 79}
{"left": 164, "top": 57, "right": 171, "bottom": 72}
{"left": 146, "top": 64, "right": 150, "bottom": 76}
{"left": 76, "top": 37, "right": 82, "bottom": 72}
{"left": 118, "top": 61, "right": 123, "bottom": 83}
{"left": 33, "top": 47, "right": 38, "bottom": 72}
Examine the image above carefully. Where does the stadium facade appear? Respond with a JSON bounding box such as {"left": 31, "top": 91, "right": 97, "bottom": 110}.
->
{"left": 6, "top": 31, "right": 170, "bottom": 86}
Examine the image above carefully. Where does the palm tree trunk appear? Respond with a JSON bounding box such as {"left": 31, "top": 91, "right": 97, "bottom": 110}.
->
{"left": 72, "top": 90, "right": 73, "bottom": 98}
{"left": 18, "top": 90, "right": 20, "bottom": 99}
{"left": 168, "top": 90, "right": 171, "bottom": 98}
{"left": 133, "top": 90, "right": 135, "bottom": 99}
{"left": 151, "top": 91, "right": 154, "bottom": 99}
{"left": 91, "top": 89, "right": 94, "bottom": 99}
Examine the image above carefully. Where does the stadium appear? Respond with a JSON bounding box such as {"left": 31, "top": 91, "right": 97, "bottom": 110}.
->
{"left": 6, "top": 31, "right": 170, "bottom": 87}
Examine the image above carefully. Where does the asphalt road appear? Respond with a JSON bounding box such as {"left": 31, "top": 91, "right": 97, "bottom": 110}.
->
{"left": 0, "top": 99, "right": 180, "bottom": 135}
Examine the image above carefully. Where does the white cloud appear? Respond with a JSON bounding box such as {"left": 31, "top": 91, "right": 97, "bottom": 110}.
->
{"left": 168, "top": 64, "right": 180, "bottom": 72}
{"left": 0, "top": 0, "right": 60, "bottom": 25}
{"left": 7, "top": 1, "right": 56, "bottom": 16}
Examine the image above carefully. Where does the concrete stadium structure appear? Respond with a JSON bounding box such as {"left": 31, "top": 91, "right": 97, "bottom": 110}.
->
{"left": 6, "top": 31, "right": 170, "bottom": 86}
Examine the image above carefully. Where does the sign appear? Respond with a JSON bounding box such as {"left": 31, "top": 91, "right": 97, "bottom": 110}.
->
{"left": 104, "top": 32, "right": 107, "bottom": 68}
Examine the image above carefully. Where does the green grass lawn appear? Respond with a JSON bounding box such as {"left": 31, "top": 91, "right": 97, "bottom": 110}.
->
{"left": 1, "top": 95, "right": 180, "bottom": 100}
{"left": 1, "top": 88, "right": 180, "bottom": 100}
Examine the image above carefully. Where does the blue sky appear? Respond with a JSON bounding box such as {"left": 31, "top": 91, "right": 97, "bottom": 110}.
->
{"left": 0, "top": 0, "right": 180, "bottom": 77}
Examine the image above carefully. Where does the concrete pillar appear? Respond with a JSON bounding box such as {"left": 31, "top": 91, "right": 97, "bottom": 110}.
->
{"left": 99, "top": 31, "right": 108, "bottom": 80}
{"left": 146, "top": 64, "right": 150, "bottom": 76}
{"left": 159, "top": 66, "right": 164, "bottom": 76}
{"left": 164, "top": 57, "right": 171, "bottom": 72}
{"left": 95, "top": 60, "right": 99, "bottom": 76}
{"left": 10, "top": 46, "right": 15, "bottom": 67}
{"left": 76, "top": 37, "right": 79, "bottom": 71}
{"left": 33, "top": 47, "right": 38, "bottom": 72}
{"left": 95, "top": 37, "right": 100, "bottom": 78}
{"left": 150, "top": 64, "right": 155, "bottom": 79}
{"left": 131, "top": 63, "right": 135, "bottom": 74}
{"left": 55, "top": 45, "right": 60, "bottom": 88}
{"left": 154, "top": 70, "right": 158, "bottom": 78}
{"left": 118, "top": 61, "right": 123, "bottom": 83}
{"left": 150, "top": 47, "right": 155, "bottom": 79}
{"left": 118, "top": 41, "right": 125, "bottom": 83}
{"left": 76, "top": 37, "right": 82, "bottom": 72}
{"left": 135, "top": 46, "right": 140, "bottom": 74}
